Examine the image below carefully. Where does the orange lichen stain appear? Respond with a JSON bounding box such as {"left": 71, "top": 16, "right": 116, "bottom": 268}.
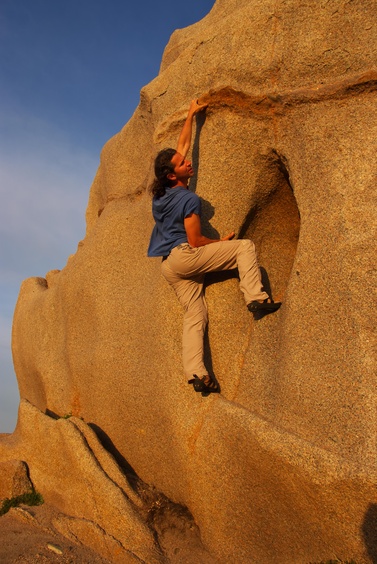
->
{"left": 187, "top": 402, "right": 215, "bottom": 455}
{"left": 201, "top": 70, "right": 377, "bottom": 118}
{"left": 187, "top": 419, "right": 203, "bottom": 454}
{"left": 71, "top": 392, "right": 81, "bottom": 418}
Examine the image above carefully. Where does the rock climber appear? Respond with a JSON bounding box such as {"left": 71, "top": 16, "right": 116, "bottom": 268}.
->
{"left": 147, "top": 98, "right": 281, "bottom": 394}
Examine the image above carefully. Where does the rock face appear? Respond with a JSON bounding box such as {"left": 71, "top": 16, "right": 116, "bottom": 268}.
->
{"left": 2, "top": 0, "right": 377, "bottom": 562}
{"left": 0, "top": 459, "right": 33, "bottom": 503}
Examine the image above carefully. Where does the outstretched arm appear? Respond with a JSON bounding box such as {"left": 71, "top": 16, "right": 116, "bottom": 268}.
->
{"left": 176, "top": 99, "right": 208, "bottom": 158}
{"left": 184, "top": 214, "right": 235, "bottom": 247}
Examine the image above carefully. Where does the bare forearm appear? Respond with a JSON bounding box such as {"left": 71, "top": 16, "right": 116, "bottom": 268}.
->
{"left": 188, "top": 232, "right": 235, "bottom": 247}
{"left": 184, "top": 211, "right": 235, "bottom": 248}
{"left": 176, "top": 99, "right": 207, "bottom": 158}
{"left": 177, "top": 109, "right": 196, "bottom": 157}
{"left": 188, "top": 235, "right": 220, "bottom": 247}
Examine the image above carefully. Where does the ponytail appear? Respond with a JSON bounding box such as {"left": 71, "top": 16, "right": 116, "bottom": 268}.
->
{"left": 150, "top": 148, "right": 176, "bottom": 198}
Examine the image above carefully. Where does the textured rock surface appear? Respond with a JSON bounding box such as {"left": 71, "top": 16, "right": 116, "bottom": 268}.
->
{"left": 2, "top": 0, "right": 377, "bottom": 562}
{"left": 0, "top": 401, "right": 215, "bottom": 562}
{"left": 0, "top": 400, "right": 162, "bottom": 562}
{"left": 0, "top": 459, "right": 33, "bottom": 502}
{"left": 0, "top": 504, "right": 113, "bottom": 563}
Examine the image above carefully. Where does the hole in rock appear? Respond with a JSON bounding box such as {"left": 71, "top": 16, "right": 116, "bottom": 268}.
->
{"left": 239, "top": 150, "right": 301, "bottom": 301}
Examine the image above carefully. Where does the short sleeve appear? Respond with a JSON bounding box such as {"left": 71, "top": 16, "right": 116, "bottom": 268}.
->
{"left": 183, "top": 193, "right": 201, "bottom": 219}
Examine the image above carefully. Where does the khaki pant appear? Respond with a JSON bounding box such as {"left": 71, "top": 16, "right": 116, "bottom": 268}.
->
{"left": 161, "top": 239, "right": 268, "bottom": 378}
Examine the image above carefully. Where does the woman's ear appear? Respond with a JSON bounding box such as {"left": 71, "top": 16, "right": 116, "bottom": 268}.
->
{"left": 167, "top": 172, "right": 176, "bottom": 181}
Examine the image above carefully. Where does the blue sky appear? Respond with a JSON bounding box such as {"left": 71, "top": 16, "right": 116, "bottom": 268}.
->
{"left": 0, "top": 0, "right": 215, "bottom": 432}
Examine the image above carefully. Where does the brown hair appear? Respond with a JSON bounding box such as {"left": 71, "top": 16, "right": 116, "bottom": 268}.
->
{"left": 150, "top": 148, "right": 176, "bottom": 198}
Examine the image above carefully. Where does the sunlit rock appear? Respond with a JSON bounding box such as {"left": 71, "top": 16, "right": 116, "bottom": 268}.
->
{"left": 2, "top": 0, "right": 377, "bottom": 561}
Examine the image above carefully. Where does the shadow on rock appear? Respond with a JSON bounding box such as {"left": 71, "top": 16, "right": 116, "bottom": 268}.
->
{"left": 362, "top": 504, "right": 377, "bottom": 564}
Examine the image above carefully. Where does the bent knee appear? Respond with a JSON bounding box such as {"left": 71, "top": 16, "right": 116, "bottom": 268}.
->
{"left": 240, "top": 239, "right": 255, "bottom": 252}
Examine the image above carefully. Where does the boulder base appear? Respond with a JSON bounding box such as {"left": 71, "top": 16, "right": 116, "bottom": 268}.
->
{"left": 2, "top": 0, "right": 377, "bottom": 561}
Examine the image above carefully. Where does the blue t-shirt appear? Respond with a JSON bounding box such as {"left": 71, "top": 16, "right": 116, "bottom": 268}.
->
{"left": 148, "top": 187, "right": 201, "bottom": 257}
